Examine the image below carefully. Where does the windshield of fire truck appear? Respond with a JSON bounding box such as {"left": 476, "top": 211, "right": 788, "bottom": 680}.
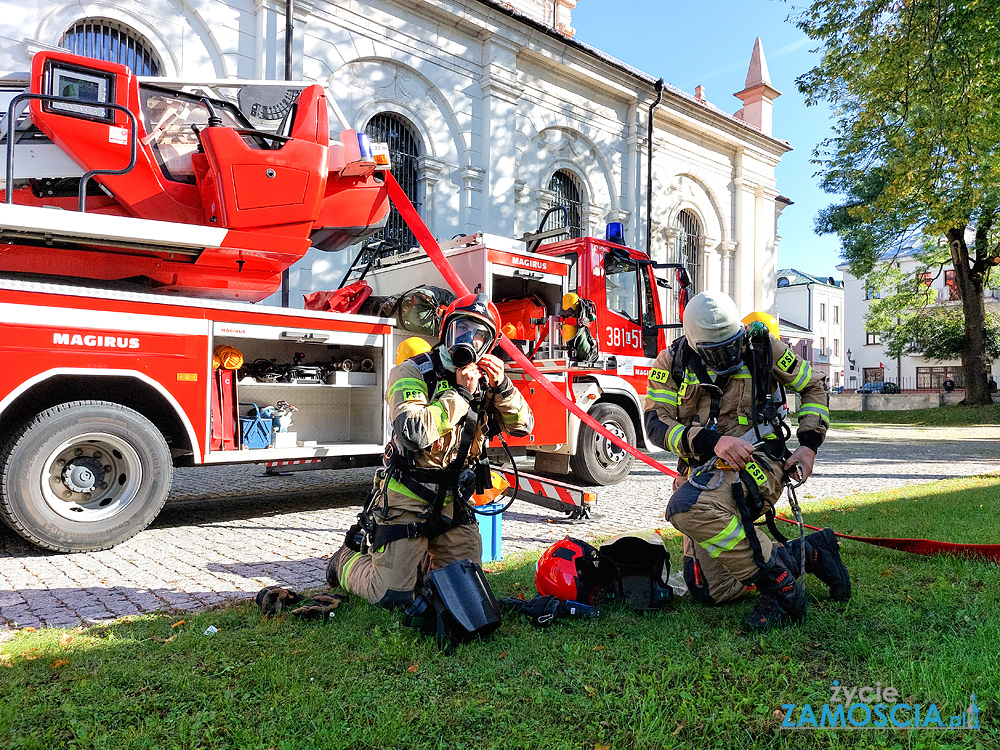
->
{"left": 138, "top": 85, "right": 254, "bottom": 184}
{"left": 605, "top": 251, "right": 640, "bottom": 324}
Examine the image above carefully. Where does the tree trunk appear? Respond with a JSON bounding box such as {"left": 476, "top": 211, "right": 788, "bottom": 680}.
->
{"left": 948, "top": 228, "right": 991, "bottom": 405}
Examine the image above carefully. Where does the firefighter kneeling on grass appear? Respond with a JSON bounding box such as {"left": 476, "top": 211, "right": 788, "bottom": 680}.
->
{"left": 327, "top": 293, "right": 533, "bottom": 608}
{"left": 643, "top": 291, "right": 850, "bottom": 632}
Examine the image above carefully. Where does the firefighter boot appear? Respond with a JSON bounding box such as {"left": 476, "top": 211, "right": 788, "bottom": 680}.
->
{"left": 742, "top": 557, "right": 807, "bottom": 633}
{"left": 786, "top": 528, "right": 851, "bottom": 601}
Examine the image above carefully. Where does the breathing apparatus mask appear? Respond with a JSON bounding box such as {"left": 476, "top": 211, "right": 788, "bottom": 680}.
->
{"left": 443, "top": 317, "right": 495, "bottom": 368}
{"left": 438, "top": 293, "right": 500, "bottom": 370}
{"left": 694, "top": 327, "right": 747, "bottom": 376}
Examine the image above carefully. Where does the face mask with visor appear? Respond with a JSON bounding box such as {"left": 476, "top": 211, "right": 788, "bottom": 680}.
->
{"left": 443, "top": 317, "right": 495, "bottom": 368}
{"left": 694, "top": 327, "right": 746, "bottom": 376}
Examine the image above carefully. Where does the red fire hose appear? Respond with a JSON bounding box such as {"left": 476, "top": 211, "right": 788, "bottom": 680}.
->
{"left": 775, "top": 516, "right": 1000, "bottom": 562}
{"left": 386, "top": 173, "right": 999, "bottom": 563}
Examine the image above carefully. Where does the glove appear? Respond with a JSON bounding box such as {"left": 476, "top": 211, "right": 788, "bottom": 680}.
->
{"left": 256, "top": 586, "right": 302, "bottom": 616}
{"left": 288, "top": 592, "right": 349, "bottom": 621}
{"left": 499, "top": 595, "right": 600, "bottom": 626}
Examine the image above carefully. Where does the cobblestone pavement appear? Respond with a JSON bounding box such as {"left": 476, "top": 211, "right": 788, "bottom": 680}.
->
{"left": 2, "top": 424, "right": 999, "bottom": 635}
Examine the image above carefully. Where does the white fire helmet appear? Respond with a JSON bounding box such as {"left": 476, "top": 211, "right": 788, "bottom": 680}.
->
{"left": 682, "top": 291, "right": 746, "bottom": 375}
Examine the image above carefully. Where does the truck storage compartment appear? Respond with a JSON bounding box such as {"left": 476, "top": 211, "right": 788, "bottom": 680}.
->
{"left": 365, "top": 236, "right": 571, "bottom": 360}
{"left": 210, "top": 331, "right": 387, "bottom": 457}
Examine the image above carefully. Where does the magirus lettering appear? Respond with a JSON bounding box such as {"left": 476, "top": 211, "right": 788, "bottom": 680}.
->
{"left": 52, "top": 333, "right": 140, "bottom": 349}
{"left": 510, "top": 255, "right": 548, "bottom": 271}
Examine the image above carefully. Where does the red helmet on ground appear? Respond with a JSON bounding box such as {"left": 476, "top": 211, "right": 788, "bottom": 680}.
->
{"left": 439, "top": 292, "right": 501, "bottom": 367}
{"left": 535, "top": 537, "right": 602, "bottom": 604}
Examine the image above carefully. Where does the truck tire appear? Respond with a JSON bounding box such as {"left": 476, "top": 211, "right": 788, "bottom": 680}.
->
{"left": 570, "top": 401, "right": 635, "bottom": 486}
{"left": 0, "top": 400, "right": 173, "bottom": 553}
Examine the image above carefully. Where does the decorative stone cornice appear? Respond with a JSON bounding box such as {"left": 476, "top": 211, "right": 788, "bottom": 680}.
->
{"left": 461, "top": 165, "right": 485, "bottom": 192}
{"left": 22, "top": 38, "right": 62, "bottom": 57}
{"left": 718, "top": 240, "right": 738, "bottom": 257}
{"left": 514, "top": 179, "right": 530, "bottom": 205}
{"left": 536, "top": 186, "right": 556, "bottom": 208}
{"left": 478, "top": 72, "right": 524, "bottom": 103}
{"left": 663, "top": 225, "right": 684, "bottom": 242}
{"left": 607, "top": 208, "right": 631, "bottom": 224}
{"left": 255, "top": 0, "right": 313, "bottom": 20}
{"left": 418, "top": 155, "right": 448, "bottom": 179}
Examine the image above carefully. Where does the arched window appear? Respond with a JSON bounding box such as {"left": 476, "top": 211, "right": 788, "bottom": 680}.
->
{"left": 777, "top": 277, "right": 790, "bottom": 287}
{"left": 60, "top": 19, "right": 162, "bottom": 76}
{"left": 675, "top": 209, "right": 701, "bottom": 293}
{"left": 365, "top": 113, "right": 421, "bottom": 257}
{"left": 543, "top": 169, "right": 584, "bottom": 241}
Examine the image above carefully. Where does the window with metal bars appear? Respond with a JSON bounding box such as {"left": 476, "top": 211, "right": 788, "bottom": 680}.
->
{"left": 675, "top": 209, "right": 701, "bottom": 293}
{"left": 543, "top": 170, "right": 584, "bottom": 242}
{"left": 60, "top": 19, "right": 162, "bottom": 76}
{"left": 365, "top": 113, "right": 421, "bottom": 258}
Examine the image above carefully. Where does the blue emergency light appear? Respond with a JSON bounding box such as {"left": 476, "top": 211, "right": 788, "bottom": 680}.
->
{"left": 357, "top": 132, "right": 374, "bottom": 159}
{"left": 606, "top": 222, "right": 625, "bottom": 245}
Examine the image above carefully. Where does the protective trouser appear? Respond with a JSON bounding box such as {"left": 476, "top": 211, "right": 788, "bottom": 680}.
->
{"left": 329, "top": 488, "right": 482, "bottom": 609}
{"left": 666, "top": 457, "right": 785, "bottom": 605}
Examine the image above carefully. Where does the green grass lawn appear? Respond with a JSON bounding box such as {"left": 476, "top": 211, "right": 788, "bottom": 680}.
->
{"left": 3, "top": 475, "right": 999, "bottom": 749}
{"left": 831, "top": 404, "right": 1000, "bottom": 426}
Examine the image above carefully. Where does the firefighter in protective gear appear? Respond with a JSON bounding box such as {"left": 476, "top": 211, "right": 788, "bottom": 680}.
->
{"left": 643, "top": 291, "right": 848, "bottom": 632}
{"left": 328, "top": 293, "right": 533, "bottom": 608}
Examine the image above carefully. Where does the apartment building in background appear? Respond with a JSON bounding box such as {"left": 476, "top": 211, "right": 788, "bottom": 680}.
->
{"left": 774, "top": 269, "right": 845, "bottom": 389}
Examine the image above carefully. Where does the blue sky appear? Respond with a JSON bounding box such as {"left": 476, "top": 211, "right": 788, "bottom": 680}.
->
{"left": 572, "top": 0, "right": 842, "bottom": 278}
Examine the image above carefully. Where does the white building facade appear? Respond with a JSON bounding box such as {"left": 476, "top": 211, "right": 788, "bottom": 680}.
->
{"left": 1, "top": 0, "right": 791, "bottom": 318}
{"left": 774, "top": 269, "right": 845, "bottom": 389}
{"left": 838, "top": 247, "right": 1000, "bottom": 391}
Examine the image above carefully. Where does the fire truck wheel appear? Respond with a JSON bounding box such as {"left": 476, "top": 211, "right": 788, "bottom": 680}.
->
{"left": 570, "top": 402, "right": 635, "bottom": 486}
{"left": 0, "top": 400, "right": 173, "bottom": 553}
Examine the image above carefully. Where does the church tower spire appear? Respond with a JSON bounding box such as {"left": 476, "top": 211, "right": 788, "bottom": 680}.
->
{"left": 733, "top": 37, "right": 781, "bottom": 136}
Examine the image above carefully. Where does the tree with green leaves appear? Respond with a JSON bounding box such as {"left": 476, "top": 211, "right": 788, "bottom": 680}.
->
{"left": 796, "top": 0, "right": 1000, "bottom": 404}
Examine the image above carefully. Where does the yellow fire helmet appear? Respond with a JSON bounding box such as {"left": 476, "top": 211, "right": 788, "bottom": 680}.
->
{"left": 742, "top": 311, "right": 779, "bottom": 339}
{"left": 395, "top": 336, "right": 432, "bottom": 365}
{"left": 561, "top": 292, "right": 581, "bottom": 342}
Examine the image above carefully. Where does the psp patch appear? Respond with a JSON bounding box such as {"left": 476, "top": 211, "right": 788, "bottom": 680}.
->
{"left": 744, "top": 461, "right": 767, "bottom": 487}
{"left": 777, "top": 349, "right": 797, "bottom": 372}
{"left": 648, "top": 368, "right": 670, "bottom": 384}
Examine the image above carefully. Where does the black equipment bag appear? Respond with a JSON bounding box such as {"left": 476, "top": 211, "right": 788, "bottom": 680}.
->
{"left": 404, "top": 559, "right": 501, "bottom": 651}
{"left": 597, "top": 531, "right": 673, "bottom": 611}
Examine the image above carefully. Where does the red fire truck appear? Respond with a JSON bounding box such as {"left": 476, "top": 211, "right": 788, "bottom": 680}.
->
{"left": 0, "top": 51, "right": 676, "bottom": 552}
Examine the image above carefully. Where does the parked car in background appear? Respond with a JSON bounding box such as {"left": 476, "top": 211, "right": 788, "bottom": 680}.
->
{"left": 856, "top": 381, "right": 901, "bottom": 394}
{"left": 830, "top": 385, "right": 845, "bottom": 394}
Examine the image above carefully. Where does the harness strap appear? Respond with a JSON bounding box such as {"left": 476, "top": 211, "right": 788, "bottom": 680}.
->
{"left": 765, "top": 507, "right": 790, "bottom": 545}
{"left": 732, "top": 471, "right": 770, "bottom": 573}
{"left": 369, "top": 505, "right": 477, "bottom": 549}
